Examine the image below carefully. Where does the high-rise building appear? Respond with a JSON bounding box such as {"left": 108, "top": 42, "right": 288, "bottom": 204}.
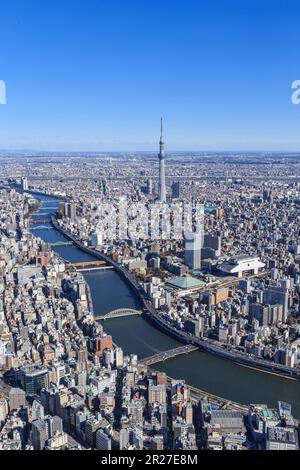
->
{"left": 0, "top": 399, "right": 8, "bottom": 425}
{"left": 184, "top": 232, "right": 202, "bottom": 270}
{"left": 148, "top": 383, "right": 167, "bottom": 406}
{"left": 31, "top": 419, "right": 49, "bottom": 450}
{"left": 128, "top": 401, "right": 144, "bottom": 426}
{"left": 20, "top": 367, "right": 49, "bottom": 395}
{"left": 146, "top": 178, "right": 153, "bottom": 195}
{"left": 102, "top": 179, "right": 107, "bottom": 196}
{"left": 119, "top": 428, "right": 130, "bottom": 449}
{"left": 21, "top": 177, "right": 28, "bottom": 191}
{"left": 68, "top": 203, "right": 77, "bottom": 223}
{"left": 93, "top": 334, "right": 113, "bottom": 357}
{"left": 96, "top": 429, "right": 112, "bottom": 450}
{"left": 132, "top": 428, "right": 144, "bottom": 449}
{"left": 115, "top": 347, "right": 124, "bottom": 368}
{"left": 152, "top": 434, "right": 164, "bottom": 450}
{"left": 171, "top": 181, "right": 181, "bottom": 199}
{"left": 203, "top": 234, "right": 221, "bottom": 257}
{"left": 46, "top": 415, "right": 63, "bottom": 438}
{"left": 263, "top": 287, "right": 289, "bottom": 322}
{"left": 29, "top": 400, "right": 45, "bottom": 422}
{"left": 158, "top": 118, "right": 166, "bottom": 203}
{"left": 91, "top": 231, "right": 103, "bottom": 247}
{"left": 63, "top": 202, "right": 77, "bottom": 222}
{"left": 85, "top": 418, "right": 101, "bottom": 447}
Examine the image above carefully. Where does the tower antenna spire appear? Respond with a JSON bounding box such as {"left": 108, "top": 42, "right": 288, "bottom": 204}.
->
{"left": 158, "top": 117, "right": 166, "bottom": 202}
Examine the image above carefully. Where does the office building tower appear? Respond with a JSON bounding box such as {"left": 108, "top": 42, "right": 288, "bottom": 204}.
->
{"left": 69, "top": 202, "right": 77, "bottom": 223}
{"left": 20, "top": 367, "right": 49, "bottom": 395}
{"left": 184, "top": 401, "right": 193, "bottom": 425}
{"left": 263, "top": 287, "right": 289, "bottom": 322}
{"left": 158, "top": 118, "right": 166, "bottom": 203}
{"left": 120, "top": 428, "right": 130, "bottom": 450}
{"left": 184, "top": 318, "right": 202, "bottom": 337}
{"left": 148, "top": 383, "right": 167, "bottom": 406}
{"left": 63, "top": 202, "right": 77, "bottom": 222}
{"left": 115, "top": 347, "right": 124, "bottom": 368}
{"left": 29, "top": 400, "right": 45, "bottom": 422}
{"left": 249, "top": 304, "right": 269, "bottom": 327}
{"left": 146, "top": 178, "right": 153, "bottom": 195}
{"left": 184, "top": 232, "right": 202, "bottom": 270}
{"left": 171, "top": 181, "right": 181, "bottom": 199}
{"left": 239, "top": 278, "right": 251, "bottom": 294}
{"left": 152, "top": 435, "right": 164, "bottom": 450}
{"left": 93, "top": 334, "right": 113, "bottom": 356}
{"left": 96, "top": 429, "right": 112, "bottom": 450}
{"left": 46, "top": 416, "right": 63, "bottom": 438}
{"left": 128, "top": 401, "right": 144, "bottom": 426}
{"left": 41, "top": 387, "right": 61, "bottom": 416}
{"left": 103, "top": 348, "right": 114, "bottom": 368}
{"left": 31, "top": 419, "right": 49, "bottom": 450}
{"left": 53, "top": 363, "right": 65, "bottom": 386}
{"left": 203, "top": 234, "right": 222, "bottom": 256}
{"left": 91, "top": 231, "right": 103, "bottom": 247}
{"left": 21, "top": 177, "right": 28, "bottom": 191}
{"left": 0, "top": 399, "right": 8, "bottom": 425}
{"left": 132, "top": 428, "right": 144, "bottom": 449}
{"left": 85, "top": 418, "right": 101, "bottom": 447}
{"left": 102, "top": 179, "right": 107, "bottom": 196}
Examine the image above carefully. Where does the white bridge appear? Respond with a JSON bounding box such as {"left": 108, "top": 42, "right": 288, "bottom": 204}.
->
{"left": 31, "top": 225, "right": 53, "bottom": 230}
{"left": 94, "top": 308, "right": 142, "bottom": 321}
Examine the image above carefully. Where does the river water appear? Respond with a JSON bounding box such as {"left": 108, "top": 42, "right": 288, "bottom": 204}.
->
{"left": 31, "top": 195, "right": 300, "bottom": 417}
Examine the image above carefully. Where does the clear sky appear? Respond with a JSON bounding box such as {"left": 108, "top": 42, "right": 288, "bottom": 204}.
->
{"left": 0, "top": 0, "right": 300, "bottom": 151}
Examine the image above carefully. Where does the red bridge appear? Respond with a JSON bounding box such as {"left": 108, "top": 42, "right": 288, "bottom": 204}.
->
{"left": 30, "top": 219, "right": 50, "bottom": 224}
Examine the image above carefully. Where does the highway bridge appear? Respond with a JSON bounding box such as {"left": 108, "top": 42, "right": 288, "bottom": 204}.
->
{"left": 65, "top": 260, "right": 108, "bottom": 270}
{"left": 50, "top": 241, "right": 73, "bottom": 247}
{"left": 139, "top": 344, "right": 198, "bottom": 366}
{"left": 31, "top": 225, "right": 54, "bottom": 230}
{"left": 94, "top": 308, "right": 142, "bottom": 321}
{"left": 31, "top": 212, "right": 54, "bottom": 216}
{"left": 30, "top": 219, "right": 50, "bottom": 224}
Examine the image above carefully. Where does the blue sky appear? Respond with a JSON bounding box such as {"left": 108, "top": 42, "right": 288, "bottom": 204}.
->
{"left": 0, "top": 0, "right": 300, "bottom": 151}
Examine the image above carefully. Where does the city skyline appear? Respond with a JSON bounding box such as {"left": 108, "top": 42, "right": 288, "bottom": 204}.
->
{"left": 1, "top": 153, "right": 300, "bottom": 452}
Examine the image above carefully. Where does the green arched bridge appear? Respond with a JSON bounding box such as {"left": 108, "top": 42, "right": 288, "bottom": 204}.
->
{"left": 94, "top": 308, "right": 142, "bottom": 321}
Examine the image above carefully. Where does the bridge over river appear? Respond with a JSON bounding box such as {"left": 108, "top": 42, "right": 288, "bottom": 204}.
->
{"left": 94, "top": 308, "right": 142, "bottom": 321}
{"left": 65, "top": 260, "right": 109, "bottom": 270}
{"left": 50, "top": 241, "right": 74, "bottom": 247}
{"left": 138, "top": 344, "right": 198, "bottom": 367}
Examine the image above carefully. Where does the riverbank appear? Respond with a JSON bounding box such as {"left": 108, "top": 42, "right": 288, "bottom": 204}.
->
{"left": 146, "top": 365, "right": 248, "bottom": 412}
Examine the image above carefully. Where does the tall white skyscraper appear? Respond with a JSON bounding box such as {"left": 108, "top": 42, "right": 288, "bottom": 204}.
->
{"left": 184, "top": 232, "right": 202, "bottom": 270}
{"left": 158, "top": 117, "right": 166, "bottom": 203}
{"left": 21, "top": 177, "right": 28, "bottom": 191}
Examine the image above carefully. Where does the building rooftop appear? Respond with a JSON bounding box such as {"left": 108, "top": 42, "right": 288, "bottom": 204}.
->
{"left": 267, "top": 427, "right": 297, "bottom": 444}
{"left": 167, "top": 276, "right": 205, "bottom": 290}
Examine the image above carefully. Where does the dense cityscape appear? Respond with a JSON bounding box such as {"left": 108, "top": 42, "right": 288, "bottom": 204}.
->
{"left": 1, "top": 0, "right": 300, "bottom": 460}
{"left": 0, "top": 141, "right": 300, "bottom": 451}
